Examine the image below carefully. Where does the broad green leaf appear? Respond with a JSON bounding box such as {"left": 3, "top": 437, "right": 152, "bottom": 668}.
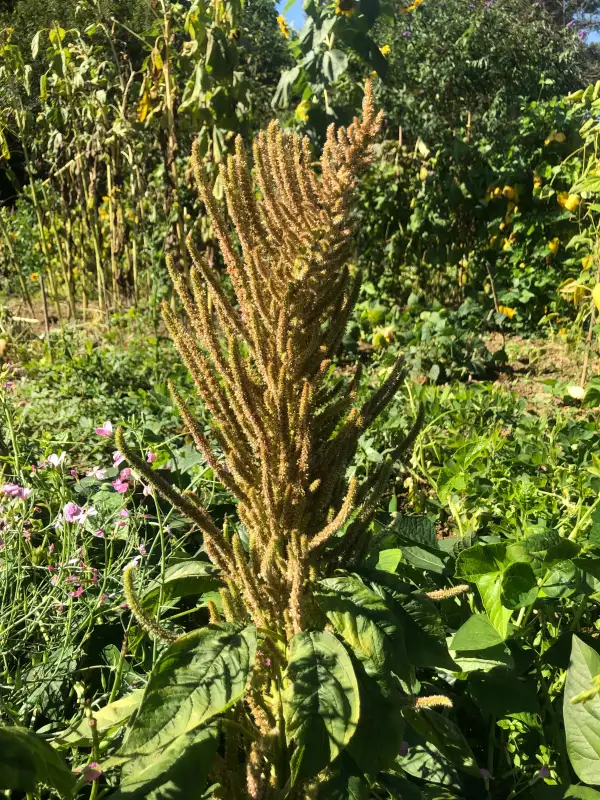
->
{"left": 455, "top": 542, "right": 507, "bottom": 580}
{"left": 500, "top": 562, "right": 538, "bottom": 610}
{"left": 400, "top": 544, "right": 449, "bottom": 574}
{"left": 477, "top": 573, "right": 512, "bottom": 638}
{"left": 378, "top": 772, "right": 422, "bottom": 798}
{"left": 450, "top": 643, "right": 514, "bottom": 672}
{"left": 55, "top": 689, "right": 144, "bottom": 746}
{"left": 48, "top": 26, "right": 66, "bottom": 44}
{"left": 112, "top": 722, "right": 218, "bottom": 799}
{"left": 0, "top": 726, "right": 75, "bottom": 797}
{"left": 375, "top": 548, "right": 402, "bottom": 573}
{"left": 404, "top": 708, "right": 479, "bottom": 775}
{"left": 468, "top": 672, "right": 539, "bottom": 717}
{"left": 346, "top": 664, "right": 405, "bottom": 778}
{"left": 316, "top": 752, "right": 369, "bottom": 800}
{"left": 31, "top": 30, "right": 42, "bottom": 59}
{"left": 541, "top": 560, "right": 577, "bottom": 599}
{"left": 322, "top": 49, "right": 348, "bottom": 83}
{"left": 395, "top": 515, "right": 437, "bottom": 547}
{"left": 400, "top": 739, "right": 461, "bottom": 788}
{"left": 564, "top": 635, "right": 600, "bottom": 783}
{"left": 390, "top": 517, "right": 449, "bottom": 573}
{"left": 122, "top": 623, "right": 256, "bottom": 757}
{"left": 143, "top": 562, "right": 221, "bottom": 608}
{"left": 565, "top": 787, "right": 600, "bottom": 799}
{"left": 283, "top": 630, "right": 359, "bottom": 784}
{"left": 449, "top": 614, "right": 504, "bottom": 651}
{"left": 317, "top": 574, "right": 410, "bottom": 683}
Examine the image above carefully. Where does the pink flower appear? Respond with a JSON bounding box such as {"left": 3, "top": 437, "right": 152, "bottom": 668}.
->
{"left": 47, "top": 452, "right": 66, "bottom": 468}
{"left": 86, "top": 466, "right": 106, "bottom": 480}
{"left": 31, "top": 464, "right": 37, "bottom": 473}
{"left": 147, "top": 451, "right": 157, "bottom": 463}
{"left": 84, "top": 762, "right": 103, "bottom": 783}
{"left": 51, "top": 575, "right": 58, "bottom": 585}
{"left": 69, "top": 586, "right": 84, "bottom": 598}
{"left": 100, "top": 593, "right": 108, "bottom": 603}
{"left": 48, "top": 564, "right": 55, "bottom": 573}
{"left": 112, "top": 450, "right": 125, "bottom": 466}
{"left": 120, "top": 467, "right": 131, "bottom": 480}
{"left": 63, "top": 502, "right": 83, "bottom": 523}
{"left": 4, "top": 381, "right": 14, "bottom": 390}
{"left": 139, "top": 543, "right": 147, "bottom": 555}
{"left": 112, "top": 478, "right": 129, "bottom": 494}
{"left": 143, "top": 484, "right": 153, "bottom": 497}
{"left": 63, "top": 503, "right": 97, "bottom": 525}
{"left": 91, "top": 568, "right": 99, "bottom": 584}
{"left": 95, "top": 420, "right": 113, "bottom": 437}
{"left": 119, "top": 509, "right": 129, "bottom": 518}
{"left": 1, "top": 483, "right": 32, "bottom": 500}
{"left": 70, "top": 469, "right": 78, "bottom": 479}
{"left": 49, "top": 543, "right": 54, "bottom": 554}
{"left": 93, "top": 528, "right": 105, "bottom": 538}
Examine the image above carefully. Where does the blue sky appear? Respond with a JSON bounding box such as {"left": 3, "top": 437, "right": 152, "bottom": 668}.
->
{"left": 277, "top": 0, "right": 305, "bottom": 29}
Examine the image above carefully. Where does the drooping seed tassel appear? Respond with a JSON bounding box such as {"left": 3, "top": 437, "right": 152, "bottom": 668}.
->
{"left": 123, "top": 565, "right": 178, "bottom": 644}
{"left": 424, "top": 585, "right": 470, "bottom": 601}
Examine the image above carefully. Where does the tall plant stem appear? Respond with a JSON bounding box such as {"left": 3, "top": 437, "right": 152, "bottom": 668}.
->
{"left": 0, "top": 211, "right": 33, "bottom": 312}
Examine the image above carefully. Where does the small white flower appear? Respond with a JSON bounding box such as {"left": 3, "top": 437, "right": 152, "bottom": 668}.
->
{"left": 48, "top": 452, "right": 66, "bottom": 468}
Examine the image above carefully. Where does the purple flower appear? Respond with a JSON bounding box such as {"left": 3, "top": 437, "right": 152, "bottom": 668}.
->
{"left": 113, "top": 478, "right": 129, "bottom": 494}
{"left": 578, "top": 29, "right": 586, "bottom": 39}
{"left": 480, "top": 768, "right": 492, "bottom": 779}
{"left": 403, "top": 29, "right": 411, "bottom": 36}
{"left": 139, "top": 543, "right": 147, "bottom": 555}
{"left": 567, "top": 18, "right": 575, "bottom": 26}
{"left": 70, "top": 469, "right": 78, "bottom": 479}
{"left": 400, "top": 741, "right": 409, "bottom": 757}
{"left": 1, "top": 483, "right": 32, "bottom": 500}
{"left": 537, "top": 766, "right": 550, "bottom": 779}
{"left": 95, "top": 420, "right": 113, "bottom": 437}
{"left": 147, "top": 451, "right": 157, "bottom": 463}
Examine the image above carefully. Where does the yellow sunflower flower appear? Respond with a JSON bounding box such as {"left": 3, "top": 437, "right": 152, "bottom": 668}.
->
{"left": 335, "top": 0, "right": 356, "bottom": 16}
{"left": 277, "top": 15, "right": 290, "bottom": 38}
{"left": 498, "top": 305, "right": 516, "bottom": 318}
